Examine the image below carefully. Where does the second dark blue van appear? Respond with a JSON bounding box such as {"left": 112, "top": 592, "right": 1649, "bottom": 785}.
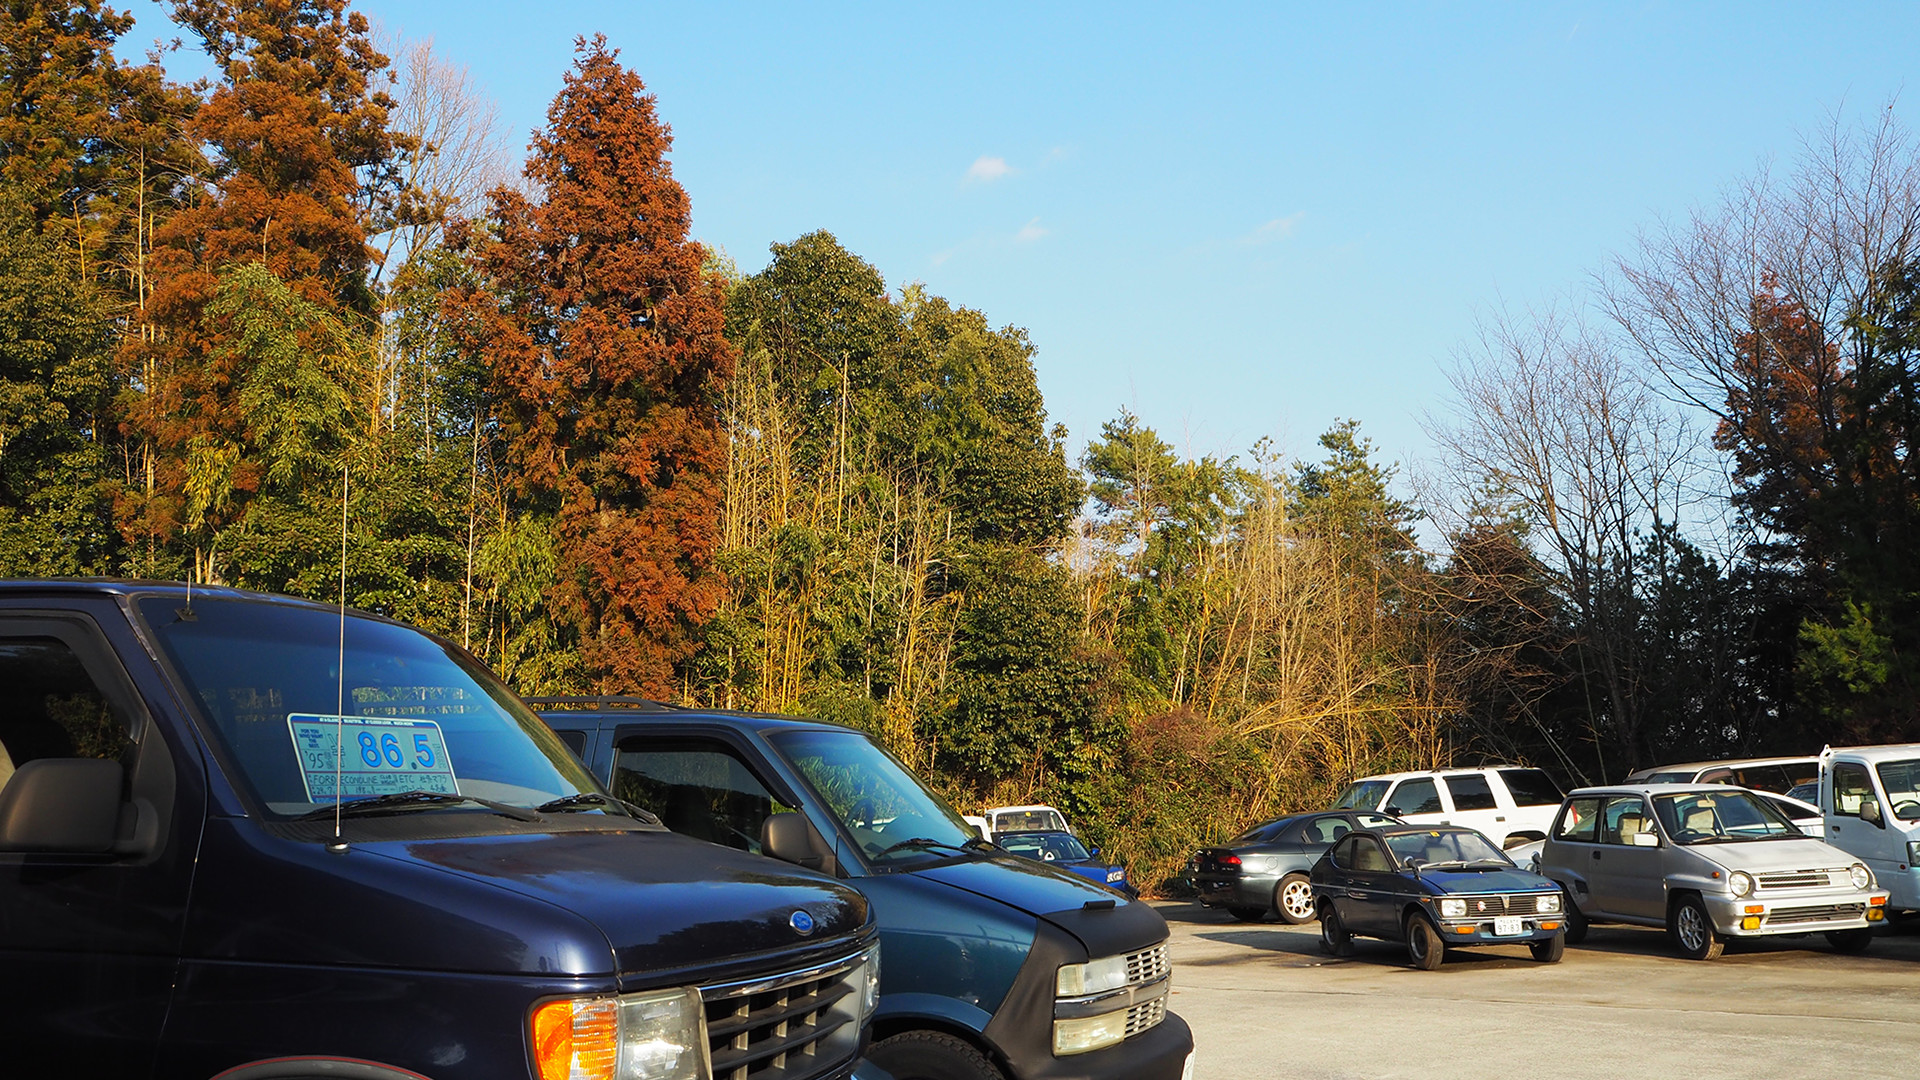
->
{"left": 533, "top": 699, "right": 1195, "bottom": 1080}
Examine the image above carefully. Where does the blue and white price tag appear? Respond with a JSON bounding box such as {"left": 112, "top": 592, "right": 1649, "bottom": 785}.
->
{"left": 287, "top": 715, "right": 459, "bottom": 801}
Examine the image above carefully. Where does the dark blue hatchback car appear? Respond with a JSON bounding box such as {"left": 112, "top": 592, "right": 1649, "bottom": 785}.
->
{"left": 1310, "top": 824, "right": 1568, "bottom": 969}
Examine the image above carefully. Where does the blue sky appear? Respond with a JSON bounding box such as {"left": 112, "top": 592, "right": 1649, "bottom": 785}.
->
{"left": 122, "top": 2, "right": 1920, "bottom": 487}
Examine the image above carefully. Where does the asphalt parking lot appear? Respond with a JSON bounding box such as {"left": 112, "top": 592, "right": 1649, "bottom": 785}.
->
{"left": 1156, "top": 900, "right": 1920, "bottom": 1080}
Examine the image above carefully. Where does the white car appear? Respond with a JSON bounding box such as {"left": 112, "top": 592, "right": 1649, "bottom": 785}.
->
{"left": 981, "top": 804, "right": 1070, "bottom": 839}
{"left": 1624, "top": 755, "right": 1818, "bottom": 795}
{"left": 1331, "top": 766, "right": 1564, "bottom": 849}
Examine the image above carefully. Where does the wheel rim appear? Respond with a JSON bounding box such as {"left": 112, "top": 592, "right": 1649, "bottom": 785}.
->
{"left": 1409, "top": 923, "right": 1429, "bottom": 960}
{"left": 1677, "top": 904, "right": 1707, "bottom": 951}
{"left": 1282, "top": 880, "right": 1315, "bottom": 920}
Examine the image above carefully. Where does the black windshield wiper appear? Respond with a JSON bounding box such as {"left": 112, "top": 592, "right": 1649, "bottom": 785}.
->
{"left": 536, "top": 792, "right": 661, "bottom": 824}
{"left": 874, "top": 836, "right": 980, "bottom": 859}
{"left": 296, "top": 790, "right": 540, "bottom": 822}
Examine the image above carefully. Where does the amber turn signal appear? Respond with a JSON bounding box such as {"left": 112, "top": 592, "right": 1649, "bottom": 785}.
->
{"left": 531, "top": 997, "right": 619, "bottom": 1080}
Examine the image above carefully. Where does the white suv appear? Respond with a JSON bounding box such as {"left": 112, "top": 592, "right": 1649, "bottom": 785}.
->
{"left": 1332, "top": 767, "right": 1565, "bottom": 848}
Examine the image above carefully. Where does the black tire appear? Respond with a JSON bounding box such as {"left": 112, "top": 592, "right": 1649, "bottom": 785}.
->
{"left": 1561, "top": 887, "right": 1588, "bottom": 945}
{"left": 1826, "top": 927, "right": 1874, "bottom": 953}
{"left": 1406, "top": 912, "right": 1445, "bottom": 970}
{"left": 1529, "top": 934, "right": 1565, "bottom": 963}
{"left": 867, "top": 1030, "right": 1005, "bottom": 1080}
{"left": 1275, "top": 873, "right": 1317, "bottom": 925}
{"left": 1669, "top": 894, "right": 1724, "bottom": 961}
{"left": 1319, "top": 903, "right": 1356, "bottom": 957}
{"left": 1227, "top": 905, "right": 1268, "bottom": 922}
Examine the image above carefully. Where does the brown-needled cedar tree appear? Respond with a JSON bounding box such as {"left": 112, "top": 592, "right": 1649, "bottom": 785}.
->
{"left": 447, "top": 35, "right": 733, "bottom": 698}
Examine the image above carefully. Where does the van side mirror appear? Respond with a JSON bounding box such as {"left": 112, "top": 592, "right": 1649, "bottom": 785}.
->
{"left": 762, "top": 811, "right": 839, "bottom": 875}
{"left": 0, "top": 758, "right": 123, "bottom": 852}
{"left": 1860, "top": 797, "right": 1885, "bottom": 829}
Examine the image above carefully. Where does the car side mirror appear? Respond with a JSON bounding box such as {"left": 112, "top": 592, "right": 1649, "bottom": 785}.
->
{"left": 1630, "top": 831, "right": 1660, "bottom": 847}
{"left": 1089, "top": 846, "right": 1101, "bottom": 857}
{"left": 761, "top": 811, "right": 839, "bottom": 875}
{"left": 0, "top": 758, "right": 123, "bottom": 853}
{"left": 1860, "top": 797, "right": 1885, "bottom": 829}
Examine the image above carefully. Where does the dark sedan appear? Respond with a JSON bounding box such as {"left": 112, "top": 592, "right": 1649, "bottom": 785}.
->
{"left": 1310, "top": 824, "right": 1567, "bottom": 969}
{"left": 994, "top": 829, "right": 1138, "bottom": 896}
{"left": 1187, "top": 811, "right": 1400, "bottom": 923}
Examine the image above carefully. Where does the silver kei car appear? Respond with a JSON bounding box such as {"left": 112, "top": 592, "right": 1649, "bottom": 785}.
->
{"left": 1537, "top": 784, "right": 1891, "bottom": 960}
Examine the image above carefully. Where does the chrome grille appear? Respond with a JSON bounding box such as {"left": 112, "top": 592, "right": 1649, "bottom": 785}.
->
{"left": 1766, "top": 903, "right": 1865, "bottom": 926}
{"left": 1459, "top": 893, "right": 1544, "bottom": 916}
{"left": 702, "top": 952, "right": 865, "bottom": 1080}
{"left": 1757, "top": 869, "right": 1839, "bottom": 890}
{"left": 1124, "top": 996, "right": 1167, "bottom": 1038}
{"left": 1125, "top": 941, "right": 1170, "bottom": 986}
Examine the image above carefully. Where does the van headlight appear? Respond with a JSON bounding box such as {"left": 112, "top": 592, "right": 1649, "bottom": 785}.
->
{"left": 1729, "top": 872, "right": 1755, "bottom": 898}
{"left": 1851, "top": 863, "right": 1874, "bottom": 890}
{"left": 1438, "top": 898, "right": 1466, "bottom": 918}
{"left": 531, "top": 986, "right": 708, "bottom": 1080}
{"left": 857, "top": 943, "right": 882, "bottom": 1019}
{"left": 1056, "top": 954, "right": 1128, "bottom": 997}
{"left": 1053, "top": 1009, "right": 1130, "bottom": 1055}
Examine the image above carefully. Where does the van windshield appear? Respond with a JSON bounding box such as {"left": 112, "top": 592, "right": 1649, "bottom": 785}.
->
{"left": 138, "top": 596, "right": 599, "bottom": 818}
{"left": 1877, "top": 760, "right": 1920, "bottom": 821}
{"left": 769, "top": 729, "right": 983, "bottom": 865}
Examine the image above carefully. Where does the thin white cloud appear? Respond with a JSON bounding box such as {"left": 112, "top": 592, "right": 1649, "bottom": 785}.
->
{"left": 1016, "top": 218, "right": 1048, "bottom": 243}
{"left": 1241, "top": 212, "right": 1305, "bottom": 245}
{"left": 966, "top": 155, "right": 1013, "bottom": 182}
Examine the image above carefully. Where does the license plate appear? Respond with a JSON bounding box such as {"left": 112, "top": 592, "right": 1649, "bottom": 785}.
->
{"left": 1494, "top": 916, "right": 1524, "bottom": 936}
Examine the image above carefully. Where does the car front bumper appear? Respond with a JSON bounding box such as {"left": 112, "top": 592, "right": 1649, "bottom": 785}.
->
{"left": 1434, "top": 915, "right": 1565, "bottom": 944}
{"left": 1703, "top": 888, "right": 1891, "bottom": 936}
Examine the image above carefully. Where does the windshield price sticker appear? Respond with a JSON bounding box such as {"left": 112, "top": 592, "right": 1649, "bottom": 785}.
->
{"left": 1493, "top": 916, "right": 1524, "bottom": 937}
{"left": 288, "top": 715, "right": 459, "bottom": 801}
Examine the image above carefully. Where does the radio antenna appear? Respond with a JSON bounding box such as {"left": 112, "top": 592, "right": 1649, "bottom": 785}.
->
{"left": 335, "top": 463, "right": 349, "bottom": 840}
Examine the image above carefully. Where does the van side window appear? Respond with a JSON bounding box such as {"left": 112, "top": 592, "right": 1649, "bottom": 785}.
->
{"left": 613, "top": 739, "right": 793, "bottom": 854}
{"left": 1384, "top": 778, "right": 1441, "bottom": 816}
{"left": 0, "top": 636, "right": 134, "bottom": 801}
{"left": 1832, "top": 763, "right": 1873, "bottom": 817}
{"left": 1556, "top": 797, "right": 1601, "bottom": 841}
{"left": 1443, "top": 774, "right": 1498, "bottom": 811}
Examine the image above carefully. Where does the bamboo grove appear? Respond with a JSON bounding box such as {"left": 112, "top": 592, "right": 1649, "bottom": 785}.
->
{"left": 11, "top": 1, "right": 1920, "bottom": 889}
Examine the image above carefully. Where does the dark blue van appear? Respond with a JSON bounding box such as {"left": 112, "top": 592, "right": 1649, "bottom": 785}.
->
{"left": 533, "top": 699, "right": 1195, "bottom": 1080}
{"left": 0, "top": 582, "right": 879, "bottom": 1080}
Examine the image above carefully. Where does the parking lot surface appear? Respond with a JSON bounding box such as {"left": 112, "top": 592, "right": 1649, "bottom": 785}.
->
{"left": 1157, "top": 900, "right": 1920, "bottom": 1079}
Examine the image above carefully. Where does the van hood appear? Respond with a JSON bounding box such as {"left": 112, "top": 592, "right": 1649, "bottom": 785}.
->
{"left": 914, "top": 854, "right": 1167, "bottom": 958}
{"left": 185, "top": 820, "right": 868, "bottom": 985}
{"left": 379, "top": 829, "right": 871, "bottom": 981}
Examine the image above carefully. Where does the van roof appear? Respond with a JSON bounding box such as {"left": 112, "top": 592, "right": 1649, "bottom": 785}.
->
{"left": 1823, "top": 743, "right": 1920, "bottom": 762}
{"left": 1623, "top": 755, "right": 1818, "bottom": 776}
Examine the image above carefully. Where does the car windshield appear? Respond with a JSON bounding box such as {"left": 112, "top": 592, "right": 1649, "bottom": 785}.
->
{"left": 137, "top": 596, "right": 599, "bottom": 818}
{"left": 1333, "top": 780, "right": 1389, "bottom": 810}
{"left": 769, "top": 728, "right": 981, "bottom": 865}
{"left": 992, "top": 808, "right": 1067, "bottom": 832}
{"left": 1652, "top": 789, "right": 1800, "bottom": 843}
{"left": 1384, "top": 829, "right": 1510, "bottom": 868}
{"left": 1877, "top": 760, "right": 1920, "bottom": 821}
{"left": 998, "top": 831, "right": 1091, "bottom": 862}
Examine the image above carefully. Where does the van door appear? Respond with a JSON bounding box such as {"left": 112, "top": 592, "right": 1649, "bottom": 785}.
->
{"left": 1828, "top": 758, "right": 1911, "bottom": 907}
{"left": 607, "top": 733, "right": 799, "bottom": 856}
{"left": 0, "top": 613, "right": 200, "bottom": 1074}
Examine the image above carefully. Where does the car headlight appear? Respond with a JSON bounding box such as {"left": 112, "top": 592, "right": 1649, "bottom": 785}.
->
{"left": 531, "top": 986, "right": 707, "bottom": 1080}
{"left": 1537, "top": 892, "right": 1561, "bottom": 913}
{"left": 1851, "top": 863, "right": 1874, "bottom": 890}
{"left": 1053, "top": 1009, "right": 1129, "bottom": 1056}
{"left": 1106, "top": 868, "right": 1125, "bottom": 883}
{"left": 1438, "top": 898, "right": 1466, "bottom": 918}
{"left": 1729, "top": 871, "right": 1754, "bottom": 898}
{"left": 1056, "top": 954, "right": 1129, "bottom": 997}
